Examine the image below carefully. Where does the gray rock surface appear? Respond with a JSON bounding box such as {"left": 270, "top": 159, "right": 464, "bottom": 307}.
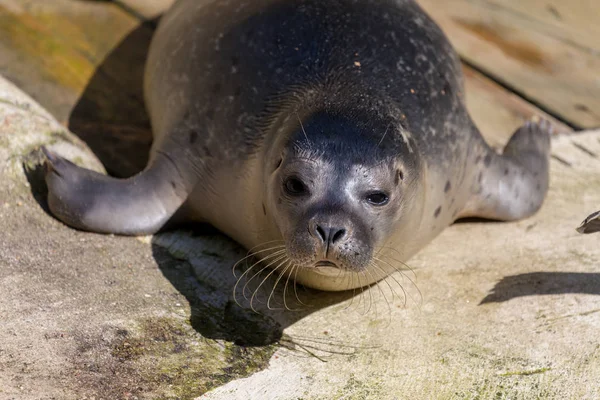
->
{"left": 0, "top": 75, "right": 278, "bottom": 399}
{"left": 1, "top": 74, "right": 599, "bottom": 399}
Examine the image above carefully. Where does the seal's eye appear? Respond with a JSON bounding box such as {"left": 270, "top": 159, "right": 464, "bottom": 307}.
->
{"left": 284, "top": 177, "right": 307, "bottom": 196}
{"left": 366, "top": 191, "right": 389, "bottom": 206}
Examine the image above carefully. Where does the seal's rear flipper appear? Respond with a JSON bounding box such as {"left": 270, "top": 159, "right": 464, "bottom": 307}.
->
{"left": 577, "top": 210, "right": 600, "bottom": 234}
{"left": 42, "top": 147, "right": 190, "bottom": 235}
{"left": 459, "top": 119, "right": 552, "bottom": 221}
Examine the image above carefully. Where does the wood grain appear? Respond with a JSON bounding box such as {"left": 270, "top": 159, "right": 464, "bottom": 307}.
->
{"left": 417, "top": 0, "right": 600, "bottom": 129}
{"left": 463, "top": 65, "right": 572, "bottom": 147}
{"left": 0, "top": 0, "right": 140, "bottom": 122}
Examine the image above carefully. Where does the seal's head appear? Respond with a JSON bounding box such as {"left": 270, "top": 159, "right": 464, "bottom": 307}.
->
{"left": 265, "top": 109, "right": 425, "bottom": 291}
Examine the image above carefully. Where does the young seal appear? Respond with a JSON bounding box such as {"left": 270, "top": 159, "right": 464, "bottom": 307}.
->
{"left": 43, "top": 0, "right": 551, "bottom": 291}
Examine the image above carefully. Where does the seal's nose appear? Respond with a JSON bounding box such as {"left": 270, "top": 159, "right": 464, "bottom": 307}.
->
{"left": 309, "top": 218, "right": 347, "bottom": 256}
{"left": 315, "top": 225, "right": 346, "bottom": 244}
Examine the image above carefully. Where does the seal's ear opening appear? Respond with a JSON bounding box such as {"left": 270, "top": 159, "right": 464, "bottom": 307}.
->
{"left": 274, "top": 156, "right": 283, "bottom": 171}
{"left": 395, "top": 168, "right": 404, "bottom": 185}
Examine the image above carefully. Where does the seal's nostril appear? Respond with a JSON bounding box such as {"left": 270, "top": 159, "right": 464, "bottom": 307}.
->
{"left": 316, "top": 225, "right": 327, "bottom": 242}
{"left": 331, "top": 228, "right": 346, "bottom": 244}
{"left": 315, "top": 224, "right": 346, "bottom": 244}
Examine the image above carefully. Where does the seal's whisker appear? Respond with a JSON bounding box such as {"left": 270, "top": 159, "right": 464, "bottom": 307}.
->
{"left": 233, "top": 249, "right": 287, "bottom": 307}
{"left": 373, "top": 255, "right": 417, "bottom": 291}
{"left": 365, "top": 271, "right": 378, "bottom": 318}
{"left": 232, "top": 244, "right": 285, "bottom": 277}
{"left": 371, "top": 261, "right": 408, "bottom": 307}
{"left": 377, "top": 122, "right": 391, "bottom": 147}
{"left": 251, "top": 258, "right": 289, "bottom": 313}
{"left": 359, "top": 274, "right": 369, "bottom": 315}
{"left": 292, "top": 265, "right": 310, "bottom": 307}
{"left": 376, "top": 246, "right": 413, "bottom": 266}
{"left": 242, "top": 252, "right": 288, "bottom": 299}
{"left": 373, "top": 258, "right": 406, "bottom": 303}
{"left": 245, "top": 240, "right": 286, "bottom": 253}
{"left": 378, "top": 254, "right": 418, "bottom": 286}
{"left": 377, "top": 246, "right": 418, "bottom": 282}
{"left": 267, "top": 260, "right": 293, "bottom": 310}
{"left": 350, "top": 272, "right": 361, "bottom": 311}
{"left": 236, "top": 249, "right": 287, "bottom": 286}
{"left": 343, "top": 272, "right": 358, "bottom": 311}
{"left": 282, "top": 261, "right": 297, "bottom": 311}
{"left": 283, "top": 262, "right": 306, "bottom": 311}
{"left": 232, "top": 244, "right": 286, "bottom": 277}
{"left": 370, "top": 260, "right": 401, "bottom": 306}
{"left": 373, "top": 256, "right": 422, "bottom": 305}
{"left": 239, "top": 248, "right": 286, "bottom": 282}
{"left": 367, "top": 264, "right": 390, "bottom": 320}
{"left": 371, "top": 262, "right": 408, "bottom": 307}
{"left": 241, "top": 240, "right": 285, "bottom": 255}
{"left": 367, "top": 272, "right": 379, "bottom": 318}
{"left": 355, "top": 272, "right": 367, "bottom": 314}
{"left": 361, "top": 271, "right": 374, "bottom": 316}
{"left": 295, "top": 111, "right": 310, "bottom": 144}
{"left": 236, "top": 251, "right": 287, "bottom": 304}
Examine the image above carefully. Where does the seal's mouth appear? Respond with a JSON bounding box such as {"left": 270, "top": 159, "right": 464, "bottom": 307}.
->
{"left": 314, "top": 260, "right": 338, "bottom": 268}
{"left": 312, "top": 260, "right": 344, "bottom": 276}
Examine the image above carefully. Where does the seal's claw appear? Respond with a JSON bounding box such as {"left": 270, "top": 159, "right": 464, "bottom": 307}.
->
{"left": 40, "top": 145, "right": 55, "bottom": 161}
{"left": 41, "top": 147, "right": 91, "bottom": 184}
{"left": 41, "top": 145, "right": 58, "bottom": 173}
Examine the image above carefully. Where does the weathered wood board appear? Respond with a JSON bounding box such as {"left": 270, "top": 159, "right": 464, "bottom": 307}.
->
{"left": 417, "top": 0, "right": 600, "bottom": 129}
{"left": 463, "top": 65, "right": 571, "bottom": 147}
{"left": 0, "top": 0, "right": 140, "bottom": 123}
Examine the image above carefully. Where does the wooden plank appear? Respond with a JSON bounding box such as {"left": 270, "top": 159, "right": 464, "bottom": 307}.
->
{"left": 0, "top": 0, "right": 140, "bottom": 122}
{"left": 0, "top": 0, "right": 154, "bottom": 176}
{"left": 463, "top": 64, "right": 572, "bottom": 148}
{"left": 417, "top": 0, "right": 600, "bottom": 129}
{"left": 477, "top": 0, "right": 600, "bottom": 52}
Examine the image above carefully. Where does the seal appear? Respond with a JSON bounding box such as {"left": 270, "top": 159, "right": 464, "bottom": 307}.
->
{"left": 43, "top": 0, "right": 552, "bottom": 291}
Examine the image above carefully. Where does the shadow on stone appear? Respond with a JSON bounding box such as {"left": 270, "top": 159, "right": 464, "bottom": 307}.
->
{"left": 480, "top": 272, "right": 600, "bottom": 304}
{"left": 151, "top": 231, "right": 354, "bottom": 346}
{"left": 67, "top": 18, "right": 159, "bottom": 178}
{"left": 22, "top": 148, "right": 50, "bottom": 214}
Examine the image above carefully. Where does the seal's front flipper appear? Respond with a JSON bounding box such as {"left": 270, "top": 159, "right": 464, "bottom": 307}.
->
{"left": 460, "top": 119, "right": 552, "bottom": 221}
{"left": 43, "top": 147, "right": 190, "bottom": 235}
